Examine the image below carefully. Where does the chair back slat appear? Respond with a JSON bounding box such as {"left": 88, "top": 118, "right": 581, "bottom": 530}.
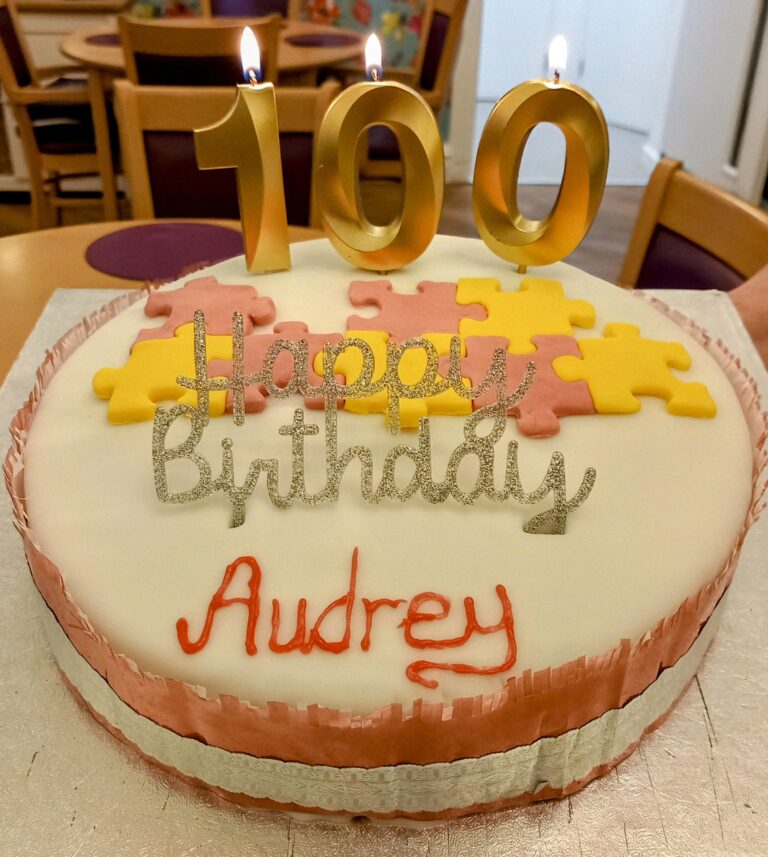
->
{"left": 119, "top": 14, "right": 281, "bottom": 84}
{"left": 411, "top": 0, "right": 467, "bottom": 109}
{"left": 418, "top": 11, "right": 449, "bottom": 92}
{"left": 620, "top": 158, "right": 768, "bottom": 288}
{"left": 115, "top": 80, "right": 340, "bottom": 227}
{"left": 0, "top": 1, "right": 32, "bottom": 90}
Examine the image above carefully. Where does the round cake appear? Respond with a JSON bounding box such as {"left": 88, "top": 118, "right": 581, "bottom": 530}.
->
{"left": 6, "top": 235, "right": 764, "bottom": 818}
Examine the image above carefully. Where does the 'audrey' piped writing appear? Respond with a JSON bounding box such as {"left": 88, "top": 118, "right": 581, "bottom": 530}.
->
{"left": 176, "top": 548, "right": 518, "bottom": 689}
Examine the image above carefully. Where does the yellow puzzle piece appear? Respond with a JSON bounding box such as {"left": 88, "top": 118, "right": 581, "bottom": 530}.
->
{"left": 552, "top": 323, "right": 717, "bottom": 417}
{"left": 315, "top": 331, "right": 471, "bottom": 429}
{"left": 456, "top": 277, "right": 596, "bottom": 353}
{"left": 93, "top": 323, "right": 233, "bottom": 424}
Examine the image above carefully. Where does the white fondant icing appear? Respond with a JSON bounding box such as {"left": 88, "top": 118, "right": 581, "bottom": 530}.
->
{"left": 22, "top": 237, "right": 754, "bottom": 713}
{"left": 38, "top": 583, "right": 725, "bottom": 814}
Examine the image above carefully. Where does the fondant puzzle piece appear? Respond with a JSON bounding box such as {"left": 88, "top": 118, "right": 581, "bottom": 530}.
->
{"left": 93, "top": 323, "right": 232, "bottom": 424}
{"left": 208, "top": 322, "right": 344, "bottom": 412}
{"left": 440, "top": 335, "right": 596, "bottom": 438}
{"left": 457, "top": 277, "right": 596, "bottom": 354}
{"left": 318, "top": 332, "right": 471, "bottom": 429}
{"left": 553, "top": 323, "right": 717, "bottom": 417}
{"left": 346, "top": 279, "right": 486, "bottom": 341}
{"left": 134, "top": 276, "right": 276, "bottom": 348}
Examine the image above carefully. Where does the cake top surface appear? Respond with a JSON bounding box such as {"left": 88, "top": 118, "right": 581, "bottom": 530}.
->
{"left": 21, "top": 235, "right": 754, "bottom": 713}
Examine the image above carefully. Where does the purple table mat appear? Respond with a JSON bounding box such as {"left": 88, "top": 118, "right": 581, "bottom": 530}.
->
{"left": 85, "top": 223, "right": 243, "bottom": 281}
{"left": 85, "top": 33, "right": 121, "bottom": 46}
{"left": 284, "top": 32, "right": 360, "bottom": 48}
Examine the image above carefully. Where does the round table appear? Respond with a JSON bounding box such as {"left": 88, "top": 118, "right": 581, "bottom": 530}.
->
{"left": 60, "top": 19, "right": 365, "bottom": 80}
{"left": 0, "top": 219, "right": 321, "bottom": 385}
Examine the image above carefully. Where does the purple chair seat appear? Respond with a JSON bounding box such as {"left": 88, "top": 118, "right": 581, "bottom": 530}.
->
{"left": 635, "top": 226, "right": 744, "bottom": 292}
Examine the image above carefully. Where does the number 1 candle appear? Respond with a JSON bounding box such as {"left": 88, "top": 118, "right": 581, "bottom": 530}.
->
{"left": 194, "top": 27, "right": 290, "bottom": 274}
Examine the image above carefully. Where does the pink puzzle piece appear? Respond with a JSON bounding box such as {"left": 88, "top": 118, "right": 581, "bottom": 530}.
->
{"left": 346, "top": 280, "right": 486, "bottom": 341}
{"left": 134, "top": 276, "right": 276, "bottom": 348}
{"left": 441, "top": 335, "right": 596, "bottom": 438}
{"left": 208, "top": 322, "right": 344, "bottom": 412}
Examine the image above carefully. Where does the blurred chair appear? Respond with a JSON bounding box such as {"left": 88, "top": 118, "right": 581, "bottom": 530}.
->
{"left": 362, "top": 0, "right": 468, "bottom": 177}
{"left": 114, "top": 78, "right": 339, "bottom": 226}
{"left": 199, "top": 0, "right": 301, "bottom": 18}
{"left": 119, "top": 14, "right": 281, "bottom": 85}
{"left": 0, "top": 0, "right": 117, "bottom": 226}
{"left": 620, "top": 158, "right": 768, "bottom": 291}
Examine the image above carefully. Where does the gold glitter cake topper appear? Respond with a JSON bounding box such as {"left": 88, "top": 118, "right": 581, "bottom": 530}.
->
{"left": 152, "top": 311, "right": 597, "bottom": 533}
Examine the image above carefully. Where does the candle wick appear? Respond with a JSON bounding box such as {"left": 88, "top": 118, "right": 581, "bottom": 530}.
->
{"left": 369, "top": 67, "right": 381, "bottom": 82}
{"left": 554, "top": 68, "right": 560, "bottom": 84}
{"left": 247, "top": 68, "right": 260, "bottom": 85}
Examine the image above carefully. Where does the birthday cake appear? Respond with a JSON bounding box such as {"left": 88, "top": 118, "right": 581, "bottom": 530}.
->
{"left": 5, "top": 235, "right": 765, "bottom": 818}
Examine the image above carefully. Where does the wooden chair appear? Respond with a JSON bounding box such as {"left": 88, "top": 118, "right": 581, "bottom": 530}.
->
{"left": 620, "top": 158, "right": 768, "bottom": 291}
{"left": 114, "top": 78, "right": 339, "bottom": 227}
{"left": 359, "top": 0, "right": 468, "bottom": 178}
{"left": 0, "top": 0, "right": 117, "bottom": 227}
{"left": 198, "top": 0, "right": 301, "bottom": 19}
{"left": 119, "top": 14, "right": 281, "bottom": 86}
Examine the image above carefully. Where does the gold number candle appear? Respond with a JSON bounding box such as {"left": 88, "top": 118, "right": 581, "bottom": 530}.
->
{"left": 473, "top": 36, "right": 609, "bottom": 272}
{"left": 194, "top": 27, "right": 290, "bottom": 274}
{"left": 315, "top": 34, "right": 444, "bottom": 272}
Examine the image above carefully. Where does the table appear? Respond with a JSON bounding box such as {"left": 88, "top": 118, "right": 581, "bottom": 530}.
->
{"left": 0, "top": 219, "right": 321, "bottom": 385}
{"left": 1, "top": 287, "right": 767, "bottom": 855}
{"left": 60, "top": 19, "right": 365, "bottom": 80}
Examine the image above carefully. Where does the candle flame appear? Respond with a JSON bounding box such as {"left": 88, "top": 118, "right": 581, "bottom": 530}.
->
{"left": 365, "top": 33, "right": 383, "bottom": 80}
{"left": 241, "top": 26, "right": 262, "bottom": 84}
{"left": 548, "top": 34, "right": 567, "bottom": 77}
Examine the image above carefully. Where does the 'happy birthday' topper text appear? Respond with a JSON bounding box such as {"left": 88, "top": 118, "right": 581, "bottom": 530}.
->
{"left": 152, "top": 312, "right": 597, "bottom": 533}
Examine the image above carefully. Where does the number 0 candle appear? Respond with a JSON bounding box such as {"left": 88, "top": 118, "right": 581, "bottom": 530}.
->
{"left": 473, "top": 36, "right": 609, "bottom": 272}
{"left": 314, "top": 34, "right": 444, "bottom": 272}
{"left": 194, "top": 27, "right": 290, "bottom": 274}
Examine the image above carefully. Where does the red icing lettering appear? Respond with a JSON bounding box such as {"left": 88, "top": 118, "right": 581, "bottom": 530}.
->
{"left": 176, "top": 555, "right": 262, "bottom": 655}
{"left": 176, "top": 549, "right": 517, "bottom": 691}
{"left": 361, "top": 597, "right": 406, "bottom": 651}
{"left": 307, "top": 547, "right": 359, "bottom": 653}
{"left": 403, "top": 585, "right": 517, "bottom": 689}
{"left": 269, "top": 598, "right": 308, "bottom": 653}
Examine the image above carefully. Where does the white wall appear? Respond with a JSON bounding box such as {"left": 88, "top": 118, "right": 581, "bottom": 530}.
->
{"left": 477, "top": 0, "right": 676, "bottom": 136}
{"left": 652, "top": 0, "right": 765, "bottom": 199}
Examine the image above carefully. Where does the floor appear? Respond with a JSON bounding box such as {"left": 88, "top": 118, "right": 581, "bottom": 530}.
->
{"left": 0, "top": 182, "right": 644, "bottom": 285}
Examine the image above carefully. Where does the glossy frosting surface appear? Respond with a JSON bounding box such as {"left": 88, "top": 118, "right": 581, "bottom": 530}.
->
{"left": 22, "top": 237, "right": 754, "bottom": 713}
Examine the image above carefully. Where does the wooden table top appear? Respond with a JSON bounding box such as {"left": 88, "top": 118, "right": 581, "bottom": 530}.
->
{"left": 0, "top": 219, "right": 321, "bottom": 385}
{"left": 60, "top": 19, "right": 364, "bottom": 75}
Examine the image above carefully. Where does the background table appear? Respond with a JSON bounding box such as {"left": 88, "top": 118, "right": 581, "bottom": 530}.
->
{"left": 0, "top": 219, "right": 321, "bottom": 385}
{"left": 1, "top": 289, "right": 767, "bottom": 855}
{"left": 60, "top": 19, "right": 365, "bottom": 79}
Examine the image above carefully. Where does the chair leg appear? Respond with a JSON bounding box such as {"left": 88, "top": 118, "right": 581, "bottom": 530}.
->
{"left": 29, "top": 170, "right": 55, "bottom": 230}
{"left": 88, "top": 70, "right": 119, "bottom": 222}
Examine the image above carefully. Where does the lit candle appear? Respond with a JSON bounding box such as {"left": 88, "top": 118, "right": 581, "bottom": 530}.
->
{"left": 473, "top": 35, "right": 609, "bottom": 273}
{"left": 194, "top": 27, "right": 290, "bottom": 274}
{"left": 314, "top": 34, "right": 444, "bottom": 272}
